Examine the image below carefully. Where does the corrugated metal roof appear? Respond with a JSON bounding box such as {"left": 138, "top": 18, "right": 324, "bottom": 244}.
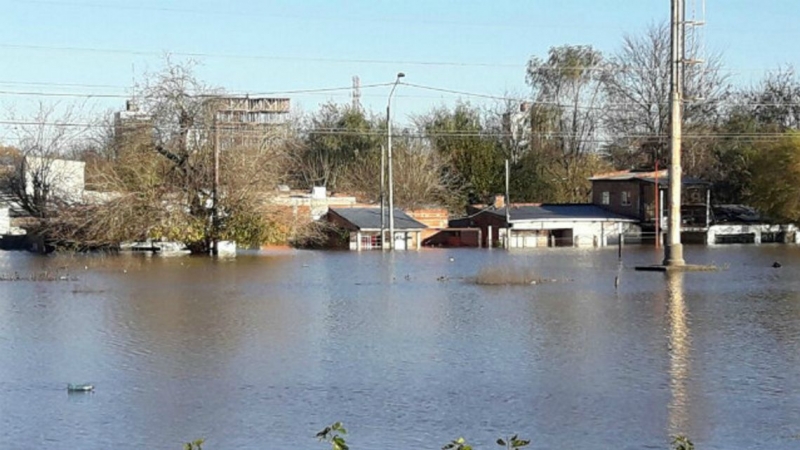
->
{"left": 329, "top": 207, "right": 427, "bottom": 230}
{"left": 486, "top": 204, "right": 637, "bottom": 222}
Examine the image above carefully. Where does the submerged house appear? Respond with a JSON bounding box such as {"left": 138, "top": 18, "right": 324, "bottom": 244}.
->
{"left": 453, "top": 197, "right": 638, "bottom": 249}
{"left": 326, "top": 207, "right": 427, "bottom": 250}
{"left": 589, "top": 169, "right": 711, "bottom": 242}
{"left": 590, "top": 169, "right": 799, "bottom": 244}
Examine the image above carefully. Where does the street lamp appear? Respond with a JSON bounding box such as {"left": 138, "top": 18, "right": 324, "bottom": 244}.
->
{"left": 386, "top": 72, "right": 405, "bottom": 250}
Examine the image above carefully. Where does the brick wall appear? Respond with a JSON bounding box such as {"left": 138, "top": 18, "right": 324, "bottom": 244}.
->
{"left": 591, "top": 180, "right": 642, "bottom": 220}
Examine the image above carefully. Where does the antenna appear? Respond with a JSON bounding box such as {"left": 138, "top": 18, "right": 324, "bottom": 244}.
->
{"left": 352, "top": 76, "right": 362, "bottom": 111}
{"left": 129, "top": 63, "right": 138, "bottom": 109}
{"left": 683, "top": 0, "right": 706, "bottom": 102}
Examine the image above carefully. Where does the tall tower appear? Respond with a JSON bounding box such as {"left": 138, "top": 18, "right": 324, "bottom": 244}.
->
{"left": 352, "top": 76, "right": 362, "bottom": 111}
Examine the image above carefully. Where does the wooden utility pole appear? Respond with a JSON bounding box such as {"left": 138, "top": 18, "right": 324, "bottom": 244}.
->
{"left": 505, "top": 159, "right": 511, "bottom": 249}
{"left": 212, "top": 118, "right": 220, "bottom": 256}
{"left": 664, "top": 0, "right": 685, "bottom": 266}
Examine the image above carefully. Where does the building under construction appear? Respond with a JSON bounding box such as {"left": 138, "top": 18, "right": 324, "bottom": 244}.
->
{"left": 114, "top": 95, "right": 291, "bottom": 152}
{"left": 213, "top": 96, "right": 291, "bottom": 150}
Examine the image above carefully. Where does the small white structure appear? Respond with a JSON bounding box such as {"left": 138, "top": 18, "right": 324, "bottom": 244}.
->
{"left": 23, "top": 156, "right": 85, "bottom": 204}
{"left": 463, "top": 204, "right": 640, "bottom": 249}
{"left": 272, "top": 187, "right": 357, "bottom": 221}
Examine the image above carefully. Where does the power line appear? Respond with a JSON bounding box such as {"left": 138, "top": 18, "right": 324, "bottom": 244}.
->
{"left": 0, "top": 43, "right": 522, "bottom": 69}
{"left": 0, "top": 120, "right": 794, "bottom": 142}
{"left": 11, "top": 0, "right": 627, "bottom": 30}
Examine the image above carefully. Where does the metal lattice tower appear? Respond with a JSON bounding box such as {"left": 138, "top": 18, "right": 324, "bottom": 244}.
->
{"left": 352, "top": 76, "right": 362, "bottom": 111}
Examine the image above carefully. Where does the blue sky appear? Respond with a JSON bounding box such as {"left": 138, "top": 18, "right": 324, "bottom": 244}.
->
{"left": 2, "top": 0, "right": 800, "bottom": 141}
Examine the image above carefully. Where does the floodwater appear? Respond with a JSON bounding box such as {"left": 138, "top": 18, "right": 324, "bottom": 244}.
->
{"left": 1, "top": 245, "right": 800, "bottom": 450}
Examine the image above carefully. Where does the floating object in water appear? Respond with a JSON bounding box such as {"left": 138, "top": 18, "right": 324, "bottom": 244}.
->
{"left": 772, "top": 261, "right": 782, "bottom": 268}
{"left": 67, "top": 383, "right": 94, "bottom": 392}
{"left": 449, "top": 257, "right": 455, "bottom": 262}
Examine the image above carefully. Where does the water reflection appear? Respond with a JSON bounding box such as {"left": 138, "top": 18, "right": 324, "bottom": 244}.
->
{"left": 666, "top": 270, "right": 691, "bottom": 438}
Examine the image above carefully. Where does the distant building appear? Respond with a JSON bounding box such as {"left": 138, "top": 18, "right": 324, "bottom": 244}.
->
{"left": 113, "top": 100, "right": 154, "bottom": 153}
{"left": 213, "top": 96, "right": 291, "bottom": 149}
{"left": 114, "top": 95, "right": 292, "bottom": 152}
{"left": 23, "top": 156, "right": 85, "bottom": 205}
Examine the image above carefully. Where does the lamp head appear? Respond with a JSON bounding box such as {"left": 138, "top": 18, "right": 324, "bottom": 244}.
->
{"left": 396, "top": 72, "right": 405, "bottom": 79}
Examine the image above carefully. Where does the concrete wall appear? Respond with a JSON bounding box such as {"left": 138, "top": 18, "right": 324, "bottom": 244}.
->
{"left": 23, "top": 156, "right": 85, "bottom": 204}
{"left": 0, "top": 207, "right": 9, "bottom": 235}
{"left": 509, "top": 220, "right": 640, "bottom": 248}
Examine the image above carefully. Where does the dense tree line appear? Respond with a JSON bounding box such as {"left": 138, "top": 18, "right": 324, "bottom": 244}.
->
{"left": 5, "top": 22, "right": 800, "bottom": 252}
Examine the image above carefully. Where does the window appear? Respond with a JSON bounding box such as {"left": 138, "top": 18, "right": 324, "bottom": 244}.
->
{"left": 601, "top": 191, "right": 610, "bottom": 205}
{"left": 621, "top": 191, "right": 631, "bottom": 206}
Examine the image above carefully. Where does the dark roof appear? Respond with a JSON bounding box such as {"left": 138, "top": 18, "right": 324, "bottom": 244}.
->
{"left": 486, "top": 204, "right": 637, "bottom": 223}
{"left": 329, "top": 207, "right": 427, "bottom": 230}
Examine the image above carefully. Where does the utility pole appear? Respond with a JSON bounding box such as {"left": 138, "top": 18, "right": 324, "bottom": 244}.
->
{"left": 663, "top": 0, "right": 685, "bottom": 266}
{"left": 212, "top": 116, "right": 220, "bottom": 256}
{"left": 505, "top": 159, "right": 511, "bottom": 249}
{"left": 380, "top": 144, "right": 385, "bottom": 249}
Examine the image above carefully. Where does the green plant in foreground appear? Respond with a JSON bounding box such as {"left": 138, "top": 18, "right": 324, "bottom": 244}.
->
{"left": 183, "top": 438, "right": 204, "bottom": 450}
{"left": 672, "top": 435, "right": 694, "bottom": 450}
{"left": 443, "top": 437, "right": 473, "bottom": 450}
{"left": 496, "top": 434, "right": 530, "bottom": 450}
{"left": 316, "top": 421, "right": 349, "bottom": 450}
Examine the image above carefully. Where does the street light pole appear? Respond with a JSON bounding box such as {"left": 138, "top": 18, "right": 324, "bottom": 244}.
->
{"left": 387, "top": 72, "right": 405, "bottom": 250}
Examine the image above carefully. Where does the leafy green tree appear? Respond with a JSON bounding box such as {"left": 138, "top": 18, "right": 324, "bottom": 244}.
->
{"left": 420, "top": 102, "right": 504, "bottom": 204}
{"left": 748, "top": 131, "right": 800, "bottom": 222}
{"left": 709, "top": 111, "right": 761, "bottom": 203}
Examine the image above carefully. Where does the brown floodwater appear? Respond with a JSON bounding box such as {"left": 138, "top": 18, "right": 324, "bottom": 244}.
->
{"left": 1, "top": 245, "right": 799, "bottom": 449}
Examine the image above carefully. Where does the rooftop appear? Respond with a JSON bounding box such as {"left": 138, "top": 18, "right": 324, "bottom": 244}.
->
{"left": 484, "top": 204, "right": 637, "bottom": 222}
{"left": 328, "top": 207, "right": 427, "bottom": 230}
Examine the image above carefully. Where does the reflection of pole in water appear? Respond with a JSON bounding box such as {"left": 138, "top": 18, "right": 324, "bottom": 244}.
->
{"left": 667, "top": 271, "right": 691, "bottom": 436}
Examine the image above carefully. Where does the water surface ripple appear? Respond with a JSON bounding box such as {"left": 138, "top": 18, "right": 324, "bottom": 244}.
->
{"left": 0, "top": 246, "right": 799, "bottom": 449}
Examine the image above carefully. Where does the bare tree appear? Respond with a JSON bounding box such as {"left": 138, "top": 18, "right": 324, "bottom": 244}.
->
{"left": 40, "top": 60, "right": 286, "bottom": 252}
{"left": 742, "top": 65, "right": 800, "bottom": 130}
{"left": 340, "top": 133, "right": 462, "bottom": 211}
{"left": 603, "top": 22, "right": 730, "bottom": 174}
{"left": 2, "top": 102, "right": 91, "bottom": 220}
